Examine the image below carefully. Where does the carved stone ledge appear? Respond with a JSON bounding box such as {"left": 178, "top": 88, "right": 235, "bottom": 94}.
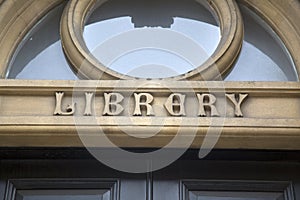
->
{"left": 0, "top": 80, "right": 300, "bottom": 149}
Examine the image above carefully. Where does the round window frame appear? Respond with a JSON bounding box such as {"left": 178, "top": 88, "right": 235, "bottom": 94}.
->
{"left": 60, "top": 0, "right": 244, "bottom": 80}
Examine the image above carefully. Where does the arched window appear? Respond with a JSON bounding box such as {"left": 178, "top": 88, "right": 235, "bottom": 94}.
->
{"left": 3, "top": 0, "right": 299, "bottom": 81}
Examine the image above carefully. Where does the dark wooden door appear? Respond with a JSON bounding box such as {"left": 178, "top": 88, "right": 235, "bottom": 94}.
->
{"left": 1, "top": 149, "right": 300, "bottom": 200}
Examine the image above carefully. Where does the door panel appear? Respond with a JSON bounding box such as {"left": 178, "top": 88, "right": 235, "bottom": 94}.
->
{"left": 16, "top": 190, "right": 110, "bottom": 200}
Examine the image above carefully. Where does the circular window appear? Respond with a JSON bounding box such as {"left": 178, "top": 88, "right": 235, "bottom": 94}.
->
{"left": 61, "top": 0, "right": 243, "bottom": 80}
{"left": 83, "top": 0, "right": 220, "bottom": 78}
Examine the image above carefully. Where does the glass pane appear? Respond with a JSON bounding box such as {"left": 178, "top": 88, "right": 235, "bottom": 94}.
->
{"left": 225, "top": 5, "right": 298, "bottom": 81}
{"left": 84, "top": 0, "right": 220, "bottom": 78}
{"left": 189, "top": 191, "right": 284, "bottom": 200}
{"left": 6, "top": 3, "right": 78, "bottom": 80}
{"left": 17, "top": 190, "right": 110, "bottom": 200}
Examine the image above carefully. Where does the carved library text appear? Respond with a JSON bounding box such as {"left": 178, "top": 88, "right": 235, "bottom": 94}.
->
{"left": 54, "top": 92, "right": 248, "bottom": 117}
{"left": 1, "top": 81, "right": 299, "bottom": 149}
